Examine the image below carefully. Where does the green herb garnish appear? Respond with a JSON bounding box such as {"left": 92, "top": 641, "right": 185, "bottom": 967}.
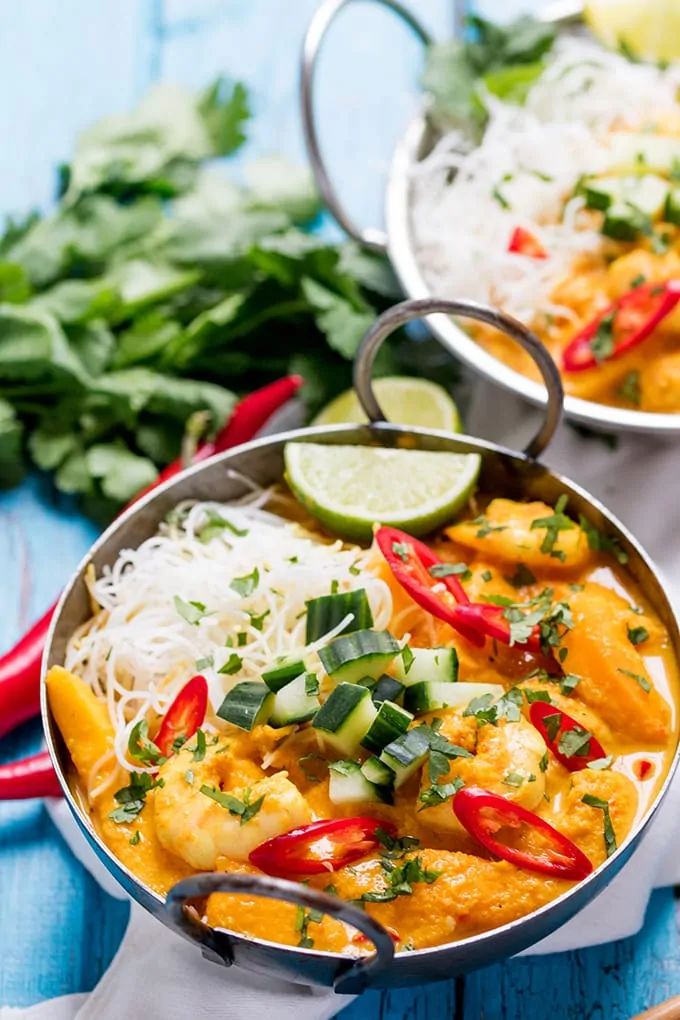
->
{"left": 626, "top": 624, "right": 649, "bottom": 646}
{"left": 582, "top": 793, "right": 617, "bottom": 857}
{"left": 618, "top": 667, "right": 651, "bottom": 692}
{"left": 230, "top": 567, "right": 260, "bottom": 597}
{"left": 200, "top": 784, "right": 265, "bottom": 824}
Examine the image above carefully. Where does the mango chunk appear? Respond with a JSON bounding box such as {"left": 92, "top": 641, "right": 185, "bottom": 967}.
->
{"left": 561, "top": 584, "right": 671, "bottom": 744}
{"left": 46, "top": 665, "right": 115, "bottom": 779}
{"left": 446, "top": 499, "right": 593, "bottom": 571}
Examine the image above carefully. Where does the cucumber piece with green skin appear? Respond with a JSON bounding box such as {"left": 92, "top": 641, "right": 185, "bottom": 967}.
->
{"left": 584, "top": 174, "right": 669, "bottom": 219}
{"left": 393, "top": 646, "right": 459, "bottom": 686}
{"left": 319, "top": 629, "right": 400, "bottom": 685}
{"left": 269, "top": 672, "right": 320, "bottom": 727}
{"left": 371, "top": 674, "right": 405, "bottom": 705}
{"left": 312, "top": 682, "right": 378, "bottom": 756}
{"left": 262, "top": 652, "right": 306, "bottom": 691}
{"left": 361, "top": 700, "right": 414, "bottom": 754}
{"left": 404, "top": 680, "right": 505, "bottom": 715}
{"left": 605, "top": 133, "right": 680, "bottom": 174}
{"left": 217, "top": 681, "right": 274, "bottom": 731}
{"left": 305, "top": 589, "right": 374, "bottom": 643}
{"left": 602, "top": 202, "right": 646, "bottom": 241}
{"left": 328, "top": 760, "right": 390, "bottom": 805}
{"left": 361, "top": 756, "right": 395, "bottom": 787}
{"left": 666, "top": 188, "right": 680, "bottom": 226}
{"left": 379, "top": 727, "right": 430, "bottom": 788}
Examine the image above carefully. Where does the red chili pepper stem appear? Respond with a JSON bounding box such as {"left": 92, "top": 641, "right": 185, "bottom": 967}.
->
{"left": 562, "top": 280, "right": 680, "bottom": 372}
{"left": 453, "top": 787, "right": 593, "bottom": 881}
{"left": 0, "top": 750, "right": 62, "bottom": 800}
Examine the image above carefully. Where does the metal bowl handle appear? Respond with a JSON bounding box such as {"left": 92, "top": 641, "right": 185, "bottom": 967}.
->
{"left": 166, "top": 871, "right": 395, "bottom": 994}
{"left": 301, "top": 0, "right": 432, "bottom": 254}
{"left": 353, "top": 297, "right": 564, "bottom": 459}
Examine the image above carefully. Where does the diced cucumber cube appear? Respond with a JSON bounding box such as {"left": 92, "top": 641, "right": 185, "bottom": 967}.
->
{"left": 605, "top": 133, "right": 680, "bottom": 175}
{"left": 269, "top": 672, "right": 320, "bottom": 727}
{"left": 371, "top": 674, "right": 405, "bottom": 705}
{"left": 404, "top": 680, "right": 504, "bottom": 715}
{"left": 602, "top": 202, "right": 644, "bottom": 240}
{"left": 666, "top": 188, "right": 680, "bottom": 226}
{"left": 393, "top": 646, "right": 459, "bottom": 686}
{"left": 217, "top": 681, "right": 274, "bottom": 731}
{"left": 312, "top": 682, "right": 377, "bottom": 756}
{"left": 262, "top": 651, "right": 307, "bottom": 691}
{"left": 305, "top": 589, "right": 374, "bottom": 643}
{"left": 379, "top": 727, "right": 430, "bottom": 788}
{"left": 319, "top": 629, "right": 400, "bottom": 685}
{"left": 361, "top": 756, "right": 395, "bottom": 788}
{"left": 361, "top": 700, "right": 413, "bottom": 754}
{"left": 328, "top": 760, "right": 388, "bottom": 805}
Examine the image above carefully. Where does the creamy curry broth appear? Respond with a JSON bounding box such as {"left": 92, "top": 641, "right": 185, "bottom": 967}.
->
{"left": 46, "top": 495, "right": 679, "bottom": 954}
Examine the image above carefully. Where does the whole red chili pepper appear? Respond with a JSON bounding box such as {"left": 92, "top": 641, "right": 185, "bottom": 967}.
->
{"left": 529, "top": 701, "right": 607, "bottom": 772}
{"left": 375, "top": 526, "right": 486, "bottom": 647}
{"left": 453, "top": 787, "right": 593, "bottom": 881}
{"left": 0, "top": 607, "right": 54, "bottom": 740}
{"left": 508, "top": 226, "right": 547, "bottom": 259}
{"left": 0, "top": 750, "right": 62, "bottom": 800}
{"left": 562, "top": 280, "right": 680, "bottom": 372}
{"left": 155, "top": 675, "right": 208, "bottom": 759}
{"left": 0, "top": 376, "right": 303, "bottom": 752}
{"left": 249, "top": 817, "right": 397, "bottom": 877}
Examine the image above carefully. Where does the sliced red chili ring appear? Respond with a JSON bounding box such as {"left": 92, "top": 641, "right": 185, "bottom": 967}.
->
{"left": 508, "top": 226, "right": 547, "bottom": 259}
{"left": 249, "top": 817, "right": 396, "bottom": 877}
{"left": 529, "top": 701, "right": 607, "bottom": 772}
{"left": 453, "top": 787, "right": 593, "bottom": 881}
{"left": 562, "top": 280, "right": 680, "bottom": 372}
{"left": 375, "top": 527, "right": 485, "bottom": 647}
{"left": 155, "top": 674, "right": 209, "bottom": 758}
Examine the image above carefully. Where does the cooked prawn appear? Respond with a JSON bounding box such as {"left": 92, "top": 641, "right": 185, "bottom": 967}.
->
{"left": 418, "top": 715, "right": 547, "bottom": 835}
{"left": 154, "top": 744, "right": 311, "bottom": 870}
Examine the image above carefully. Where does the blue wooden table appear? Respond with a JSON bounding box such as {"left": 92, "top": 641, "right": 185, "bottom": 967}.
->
{"left": 2, "top": 2, "right": 680, "bottom": 1017}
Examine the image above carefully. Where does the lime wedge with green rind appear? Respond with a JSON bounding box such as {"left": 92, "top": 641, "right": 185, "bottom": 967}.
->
{"left": 284, "top": 443, "right": 481, "bottom": 542}
{"left": 312, "top": 376, "right": 462, "bottom": 433}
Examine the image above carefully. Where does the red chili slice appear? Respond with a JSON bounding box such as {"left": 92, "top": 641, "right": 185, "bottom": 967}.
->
{"left": 249, "top": 817, "right": 396, "bottom": 877}
{"left": 562, "top": 280, "right": 680, "bottom": 372}
{"left": 529, "top": 701, "right": 607, "bottom": 772}
{"left": 508, "top": 226, "right": 547, "bottom": 259}
{"left": 452, "top": 602, "right": 543, "bottom": 654}
{"left": 453, "top": 787, "right": 593, "bottom": 881}
{"left": 375, "top": 526, "right": 485, "bottom": 647}
{"left": 156, "top": 674, "right": 209, "bottom": 758}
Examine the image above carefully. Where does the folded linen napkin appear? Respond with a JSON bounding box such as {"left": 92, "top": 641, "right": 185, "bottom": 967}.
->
{"left": 4, "top": 386, "right": 680, "bottom": 1018}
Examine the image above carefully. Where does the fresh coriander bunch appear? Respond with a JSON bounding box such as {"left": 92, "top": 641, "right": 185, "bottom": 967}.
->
{"left": 0, "top": 77, "right": 399, "bottom": 520}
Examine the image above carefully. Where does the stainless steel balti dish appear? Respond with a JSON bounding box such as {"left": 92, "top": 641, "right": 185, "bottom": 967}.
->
{"left": 301, "top": 0, "right": 680, "bottom": 436}
{"left": 42, "top": 297, "right": 680, "bottom": 994}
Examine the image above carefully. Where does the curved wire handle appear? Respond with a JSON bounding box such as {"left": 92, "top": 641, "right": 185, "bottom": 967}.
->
{"left": 166, "top": 871, "right": 395, "bottom": 994}
{"left": 353, "top": 297, "right": 564, "bottom": 459}
{"left": 301, "top": 0, "right": 431, "bottom": 253}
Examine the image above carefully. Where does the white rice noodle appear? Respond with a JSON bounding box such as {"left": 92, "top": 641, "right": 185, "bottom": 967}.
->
{"left": 65, "top": 501, "right": 393, "bottom": 774}
{"left": 411, "top": 37, "right": 680, "bottom": 325}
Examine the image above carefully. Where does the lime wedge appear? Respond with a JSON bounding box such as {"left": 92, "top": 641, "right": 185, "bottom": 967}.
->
{"left": 585, "top": 0, "right": 680, "bottom": 61}
{"left": 284, "top": 443, "right": 481, "bottom": 541}
{"left": 312, "top": 377, "right": 462, "bottom": 433}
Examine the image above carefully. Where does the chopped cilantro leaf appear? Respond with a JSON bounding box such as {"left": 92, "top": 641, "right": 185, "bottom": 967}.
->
{"left": 129, "top": 830, "right": 141, "bottom": 846}
{"left": 392, "top": 541, "right": 410, "bottom": 562}
{"left": 578, "top": 516, "right": 629, "bottom": 565}
{"left": 298, "top": 752, "right": 327, "bottom": 783}
{"left": 200, "top": 784, "right": 265, "bottom": 824}
{"left": 473, "top": 515, "right": 507, "bottom": 538}
{"left": 542, "top": 711, "right": 562, "bottom": 743}
{"left": 419, "top": 777, "right": 464, "bottom": 809}
{"left": 230, "top": 567, "right": 260, "bottom": 597}
{"left": 505, "top": 563, "right": 537, "bottom": 588}
{"left": 618, "top": 667, "right": 651, "bottom": 692}
{"left": 429, "top": 562, "right": 472, "bottom": 582}
{"left": 401, "top": 644, "right": 415, "bottom": 675}
{"left": 618, "top": 371, "right": 641, "bottom": 406}
{"left": 503, "top": 772, "right": 525, "bottom": 788}
{"left": 559, "top": 673, "right": 581, "bottom": 696}
{"left": 557, "top": 726, "right": 592, "bottom": 759}
{"left": 481, "top": 570, "right": 493, "bottom": 582}
{"left": 530, "top": 496, "right": 574, "bottom": 561}
{"left": 247, "top": 609, "right": 270, "bottom": 631}
{"left": 195, "top": 655, "right": 214, "bottom": 671}
{"left": 218, "top": 653, "right": 243, "bottom": 675}
{"left": 174, "top": 596, "right": 210, "bottom": 626}
{"left": 589, "top": 311, "right": 615, "bottom": 362}
{"left": 626, "top": 624, "right": 649, "bottom": 646}
{"left": 582, "top": 793, "right": 617, "bottom": 857}
{"left": 539, "top": 751, "right": 549, "bottom": 773}
{"left": 523, "top": 688, "right": 553, "bottom": 704}
{"left": 197, "top": 510, "right": 248, "bottom": 544}
{"left": 305, "top": 673, "right": 320, "bottom": 696}
{"left": 127, "top": 719, "right": 165, "bottom": 767}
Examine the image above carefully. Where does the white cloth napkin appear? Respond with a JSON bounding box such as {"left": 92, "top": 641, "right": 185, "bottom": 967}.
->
{"left": 4, "top": 385, "right": 680, "bottom": 1018}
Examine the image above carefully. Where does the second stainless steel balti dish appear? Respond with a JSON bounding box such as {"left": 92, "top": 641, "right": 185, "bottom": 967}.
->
{"left": 42, "top": 297, "right": 680, "bottom": 995}
{"left": 301, "top": 0, "right": 680, "bottom": 436}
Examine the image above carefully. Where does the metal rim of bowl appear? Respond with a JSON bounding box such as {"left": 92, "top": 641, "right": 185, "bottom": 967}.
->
{"left": 300, "top": 0, "right": 680, "bottom": 436}
{"left": 40, "top": 297, "right": 680, "bottom": 990}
